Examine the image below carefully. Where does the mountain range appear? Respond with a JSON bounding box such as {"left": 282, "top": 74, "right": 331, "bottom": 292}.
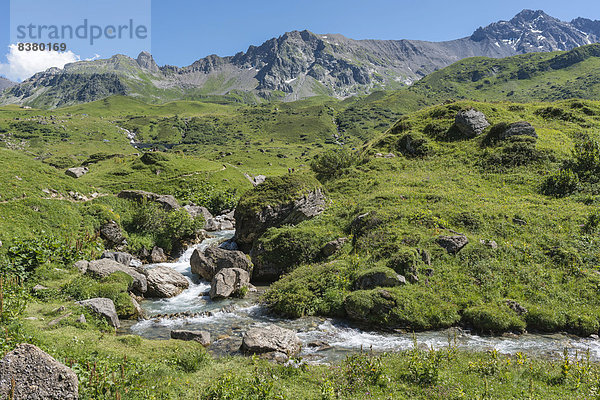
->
{"left": 2, "top": 9, "right": 599, "bottom": 108}
{"left": 0, "top": 77, "right": 16, "bottom": 91}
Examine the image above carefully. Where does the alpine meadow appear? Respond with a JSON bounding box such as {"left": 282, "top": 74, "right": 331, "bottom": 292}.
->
{"left": 4, "top": 7, "right": 600, "bottom": 400}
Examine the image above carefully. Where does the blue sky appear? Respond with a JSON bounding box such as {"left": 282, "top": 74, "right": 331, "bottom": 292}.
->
{"left": 1, "top": 0, "right": 600, "bottom": 80}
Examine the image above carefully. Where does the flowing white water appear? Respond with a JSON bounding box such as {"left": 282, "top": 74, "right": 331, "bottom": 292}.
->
{"left": 129, "top": 231, "right": 600, "bottom": 364}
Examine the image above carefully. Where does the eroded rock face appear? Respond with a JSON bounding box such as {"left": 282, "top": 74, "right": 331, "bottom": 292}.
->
{"left": 117, "top": 190, "right": 180, "bottom": 211}
{"left": 101, "top": 251, "right": 135, "bottom": 266}
{"left": 209, "top": 268, "right": 250, "bottom": 299}
{"left": 241, "top": 324, "right": 301, "bottom": 355}
{"left": 454, "top": 109, "right": 490, "bottom": 137}
{"left": 170, "top": 330, "right": 211, "bottom": 346}
{"left": 184, "top": 205, "right": 213, "bottom": 221}
{"left": 0, "top": 344, "right": 78, "bottom": 400}
{"left": 86, "top": 258, "right": 148, "bottom": 294}
{"left": 99, "top": 221, "right": 125, "bottom": 248}
{"left": 65, "top": 166, "right": 89, "bottom": 178}
{"left": 234, "top": 188, "right": 327, "bottom": 250}
{"left": 436, "top": 235, "right": 469, "bottom": 254}
{"left": 77, "top": 298, "right": 120, "bottom": 328}
{"left": 190, "top": 247, "right": 253, "bottom": 281}
{"left": 145, "top": 266, "right": 189, "bottom": 298}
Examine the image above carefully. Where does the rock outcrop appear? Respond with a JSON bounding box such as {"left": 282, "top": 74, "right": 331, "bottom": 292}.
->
{"left": 234, "top": 176, "right": 326, "bottom": 250}
{"left": 241, "top": 324, "right": 302, "bottom": 355}
{"left": 144, "top": 266, "right": 189, "bottom": 298}
{"left": 170, "top": 330, "right": 211, "bottom": 346}
{"left": 77, "top": 298, "right": 120, "bottom": 328}
{"left": 209, "top": 268, "right": 250, "bottom": 299}
{"left": 117, "top": 190, "right": 180, "bottom": 211}
{"left": 190, "top": 246, "right": 253, "bottom": 281}
{"left": 0, "top": 344, "right": 78, "bottom": 400}
{"left": 99, "top": 220, "right": 125, "bottom": 248}
{"left": 85, "top": 259, "right": 147, "bottom": 294}
{"left": 436, "top": 235, "right": 469, "bottom": 254}
{"left": 65, "top": 167, "right": 89, "bottom": 178}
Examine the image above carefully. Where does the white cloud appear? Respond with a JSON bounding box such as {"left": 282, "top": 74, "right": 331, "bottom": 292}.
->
{"left": 0, "top": 44, "right": 81, "bottom": 82}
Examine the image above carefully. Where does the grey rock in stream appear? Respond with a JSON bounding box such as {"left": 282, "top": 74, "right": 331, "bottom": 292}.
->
{"left": 209, "top": 268, "right": 250, "bottom": 299}
{"left": 144, "top": 265, "right": 189, "bottom": 298}
{"left": 191, "top": 246, "right": 253, "bottom": 281}
{"left": 241, "top": 324, "right": 302, "bottom": 356}
{"left": 0, "top": 344, "right": 79, "bottom": 399}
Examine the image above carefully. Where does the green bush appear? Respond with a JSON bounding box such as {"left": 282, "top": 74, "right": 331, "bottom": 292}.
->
{"left": 480, "top": 137, "right": 543, "bottom": 170}
{"left": 541, "top": 169, "right": 579, "bottom": 197}
{"left": 396, "top": 133, "right": 434, "bottom": 158}
{"left": 310, "top": 148, "right": 362, "bottom": 180}
{"left": 61, "top": 272, "right": 136, "bottom": 318}
{"left": 526, "top": 307, "right": 567, "bottom": 332}
{"left": 462, "top": 305, "right": 526, "bottom": 334}
{"left": 345, "top": 288, "right": 460, "bottom": 330}
{"left": 387, "top": 248, "right": 421, "bottom": 275}
{"left": 566, "top": 313, "right": 600, "bottom": 337}
{"left": 570, "top": 136, "right": 600, "bottom": 179}
{"left": 175, "top": 180, "right": 238, "bottom": 215}
{"left": 263, "top": 260, "right": 352, "bottom": 318}
{"left": 252, "top": 225, "right": 329, "bottom": 276}
{"left": 204, "top": 372, "right": 281, "bottom": 400}
{"left": 122, "top": 201, "right": 201, "bottom": 253}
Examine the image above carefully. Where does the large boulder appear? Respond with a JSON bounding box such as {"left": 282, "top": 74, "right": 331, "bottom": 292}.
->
{"left": 234, "top": 175, "right": 326, "bottom": 251}
{"left": 436, "top": 235, "right": 469, "bottom": 254}
{"left": 144, "top": 266, "right": 189, "bottom": 298}
{"left": 99, "top": 220, "right": 125, "bottom": 248}
{"left": 77, "top": 298, "right": 120, "bottom": 328}
{"left": 65, "top": 166, "right": 89, "bottom": 178}
{"left": 117, "top": 190, "right": 180, "bottom": 211}
{"left": 190, "top": 246, "right": 253, "bottom": 281}
{"left": 453, "top": 109, "right": 490, "bottom": 137}
{"left": 209, "top": 268, "right": 250, "bottom": 299}
{"left": 0, "top": 344, "right": 78, "bottom": 399}
{"left": 184, "top": 205, "right": 213, "bottom": 221}
{"left": 170, "top": 330, "right": 211, "bottom": 346}
{"left": 86, "top": 259, "right": 147, "bottom": 294}
{"left": 241, "top": 324, "right": 302, "bottom": 355}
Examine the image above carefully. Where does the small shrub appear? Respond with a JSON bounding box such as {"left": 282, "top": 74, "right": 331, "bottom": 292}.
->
{"left": 396, "top": 133, "right": 434, "bottom": 158}
{"left": 541, "top": 169, "right": 579, "bottom": 197}
{"left": 583, "top": 211, "right": 600, "bottom": 233}
{"left": 387, "top": 248, "right": 421, "bottom": 275}
{"left": 169, "top": 347, "right": 209, "bottom": 373}
{"left": 310, "top": 148, "right": 362, "bottom": 180}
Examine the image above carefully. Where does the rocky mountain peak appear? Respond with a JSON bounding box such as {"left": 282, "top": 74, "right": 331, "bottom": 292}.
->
{"left": 136, "top": 51, "right": 159, "bottom": 72}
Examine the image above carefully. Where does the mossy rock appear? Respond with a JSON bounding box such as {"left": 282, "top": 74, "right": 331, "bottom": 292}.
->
{"left": 234, "top": 174, "right": 326, "bottom": 249}
{"left": 387, "top": 248, "right": 421, "bottom": 275}
{"left": 355, "top": 267, "right": 406, "bottom": 290}
{"left": 462, "top": 304, "right": 526, "bottom": 335}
